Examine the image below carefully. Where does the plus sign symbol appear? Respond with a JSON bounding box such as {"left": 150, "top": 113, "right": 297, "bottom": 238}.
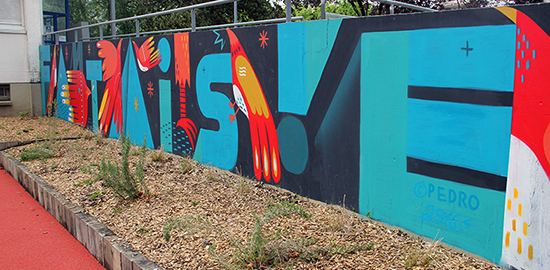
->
{"left": 461, "top": 41, "right": 473, "bottom": 57}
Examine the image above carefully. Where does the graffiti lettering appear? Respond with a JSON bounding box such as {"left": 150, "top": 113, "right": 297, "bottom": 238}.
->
{"left": 420, "top": 204, "right": 473, "bottom": 232}
{"left": 414, "top": 182, "right": 479, "bottom": 210}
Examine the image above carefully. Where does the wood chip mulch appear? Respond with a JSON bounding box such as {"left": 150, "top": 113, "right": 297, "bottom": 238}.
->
{"left": 0, "top": 116, "right": 503, "bottom": 269}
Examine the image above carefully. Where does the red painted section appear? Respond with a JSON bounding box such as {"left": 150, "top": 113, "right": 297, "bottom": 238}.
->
{"left": 511, "top": 11, "right": 550, "bottom": 179}
{"left": 0, "top": 168, "right": 105, "bottom": 270}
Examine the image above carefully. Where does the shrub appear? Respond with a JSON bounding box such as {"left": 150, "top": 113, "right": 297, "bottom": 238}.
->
{"left": 96, "top": 133, "right": 149, "bottom": 200}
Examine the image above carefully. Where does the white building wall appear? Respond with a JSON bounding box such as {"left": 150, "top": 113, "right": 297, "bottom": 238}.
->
{"left": 0, "top": 0, "right": 43, "bottom": 116}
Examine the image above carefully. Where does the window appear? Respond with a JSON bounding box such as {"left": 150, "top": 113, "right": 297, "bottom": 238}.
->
{"left": 0, "top": 0, "right": 24, "bottom": 34}
{"left": 0, "top": 84, "right": 10, "bottom": 101}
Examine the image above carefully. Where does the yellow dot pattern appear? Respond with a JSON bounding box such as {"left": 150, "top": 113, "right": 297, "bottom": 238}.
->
{"left": 504, "top": 187, "right": 533, "bottom": 260}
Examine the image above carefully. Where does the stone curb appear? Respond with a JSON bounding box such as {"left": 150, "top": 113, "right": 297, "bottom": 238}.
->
{"left": 0, "top": 151, "right": 162, "bottom": 270}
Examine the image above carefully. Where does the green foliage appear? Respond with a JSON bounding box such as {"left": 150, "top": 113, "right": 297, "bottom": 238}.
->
{"left": 70, "top": 0, "right": 285, "bottom": 37}
{"left": 20, "top": 145, "right": 54, "bottom": 161}
{"left": 96, "top": 133, "right": 149, "bottom": 200}
{"left": 191, "top": 200, "right": 199, "bottom": 206}
{"left": 137, "top": 226, "right": 149, "bottom": 233}
{"left": 90, "top": 190, "right": 105, "bottom": 199}
{"left": 19, "top": 111, "right": 29, "bottom": 118}
{"left": 293, "top": 0, "right": 364, "bottom": 20}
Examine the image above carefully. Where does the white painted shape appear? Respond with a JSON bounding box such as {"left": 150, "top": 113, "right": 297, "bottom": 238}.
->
{"left": 502, "top": 135, "right": 550, "bottom": 269}
{"left": 232, "top": 84, "right": 248, "bottom": 118}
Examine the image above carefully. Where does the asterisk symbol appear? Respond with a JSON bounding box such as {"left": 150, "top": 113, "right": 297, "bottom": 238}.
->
{"left": 134, "top": 97, "right": 139, "bottom": 112}
{"left": 259, "top": 30, "right": 269, "bottom": 49}
{"left": 147, "top": 81, "right": 154, "bottom": 98}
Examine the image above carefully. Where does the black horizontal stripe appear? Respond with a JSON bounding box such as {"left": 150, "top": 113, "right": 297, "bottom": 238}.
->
{"left": 408, "top": 86, "right": 513, "bottom": 106}
{"left": 407, "top": 157, "right": 507, "bottom": 192}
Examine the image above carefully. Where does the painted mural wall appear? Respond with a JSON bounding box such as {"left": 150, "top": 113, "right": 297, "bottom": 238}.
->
{"left": 39, "top": 4, "right": 550, "bottom": 268}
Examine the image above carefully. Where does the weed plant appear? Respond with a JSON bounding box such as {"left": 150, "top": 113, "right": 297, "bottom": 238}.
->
{"left": 181, "top": 158, "right": 193, "bottom": 174}
{"left": 405, "top": 233, "right": 442, "bottom": 267}
{"left": 19, "top": 145, "right": 55, "bottom": 161}
{"left": 163, "top": 201, "right": 321, "bottom": 268}
{"left": 20, "top": 101, "right": 59, "bottom": 161}
{"left": 96, "top": 133, "right": 149, "bottom": 200}
{"left": 150, "top": 146, "right": 166, "bottom": 162}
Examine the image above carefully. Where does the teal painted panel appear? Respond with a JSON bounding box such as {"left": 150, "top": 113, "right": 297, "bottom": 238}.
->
{"left": 360, "top": 31, "right": 503, "bottom": 262}
{"left": 159, "top": 79, "right": 173, "bottom": 152}
{"left": 40, "top": 46, "right": 51, "bottom": 79}
{"left": 86, "top": 60, "right": 103, "bottom": 81}
{"left": 278, "top": 22, "right": 306, "bottom": 115}
{"left": 158, "top": 38, "right": 171, "bottom": 73}
{"left": 408, "top": 99, "right": 512, "bottom": 177}
{"left": 39, "top": 46, "right": 51, "bottom": 116}
{"left": 409, "top": 25, "right": 516, "bottom": 91}
{"left": 56, "top": 50, "right": 70, "bottom": 122}
{"left": 305, "top": 19, "right": 342, "bottom": 108}
{"left": 277, "top": 116, "right": 308, "bottom": 174}
{"left": 120, "top": 42, "right": 154, "bottom": 148}
{"left": 91, "top": 80, "right": 98, "bottom": 133}
{"left": 193, "top": 53, "right": 238, "bottom": 170}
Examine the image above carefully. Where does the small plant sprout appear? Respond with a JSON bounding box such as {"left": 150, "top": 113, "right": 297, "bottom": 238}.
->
{"left": 181, "top": 159, "right": 193, "bottom": 174}
{"left": 150, "top": 145, "right": 166, "bottom": 162}
{"left": 137, "top": 227, "right": 149, "bottom": 233}
{"left": 405, "top": 232, "right": 443, "bottom": 268}
{"left": 207, "top": 165, "right": 217, "bottom": 181}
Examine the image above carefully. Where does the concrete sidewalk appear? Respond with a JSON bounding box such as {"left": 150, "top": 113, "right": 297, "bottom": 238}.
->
{"left": 0, "top": 167, "right": 105, "bottom": 270}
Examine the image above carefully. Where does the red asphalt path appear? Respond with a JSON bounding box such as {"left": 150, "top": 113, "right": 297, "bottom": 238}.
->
{"left": 0, "top": 168, "right": 105, "bottom": 270}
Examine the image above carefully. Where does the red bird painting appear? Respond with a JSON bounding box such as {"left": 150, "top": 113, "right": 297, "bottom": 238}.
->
{"left": 97, "top": 40, "right": 123, "bottom": 135}
{"left": 226, "top": 29, "right": 281, "bottom": 183}
{"left": 61, "top": 70, "right": 91, "bottom": 127}
{"left": 46, "top": 45, "right": 58, "bottom": 115}
{"left": 133, "top": 37, "right": 161, "bottom": 72}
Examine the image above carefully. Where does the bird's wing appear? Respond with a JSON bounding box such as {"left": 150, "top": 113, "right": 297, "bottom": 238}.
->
{"left": 97, "top": 40, "right": 123, "bottom": 135}
{"left": 62, "top": 70, "right": 91, "bottom": 127}
{"left": 134, "top": 37, "right": 161, "bottom": 71}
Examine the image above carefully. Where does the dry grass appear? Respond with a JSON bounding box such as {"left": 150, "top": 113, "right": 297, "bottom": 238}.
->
{"left": 405, "top": 233, "right": 444, "bottom": 268}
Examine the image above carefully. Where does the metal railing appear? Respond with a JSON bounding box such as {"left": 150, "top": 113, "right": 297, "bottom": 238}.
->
{"left": 44, "top": 0, "right": 237, "bottom": 43}
{"left": 43, "top": 0, "right": 436, "bottom": 44}
{"left": 43, "top": 0, "right": 303, "bottom": 44}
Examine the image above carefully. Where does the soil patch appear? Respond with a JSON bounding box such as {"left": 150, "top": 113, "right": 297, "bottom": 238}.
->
{"left": 0, "top": 117, "right": 502, "bottom": 269}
